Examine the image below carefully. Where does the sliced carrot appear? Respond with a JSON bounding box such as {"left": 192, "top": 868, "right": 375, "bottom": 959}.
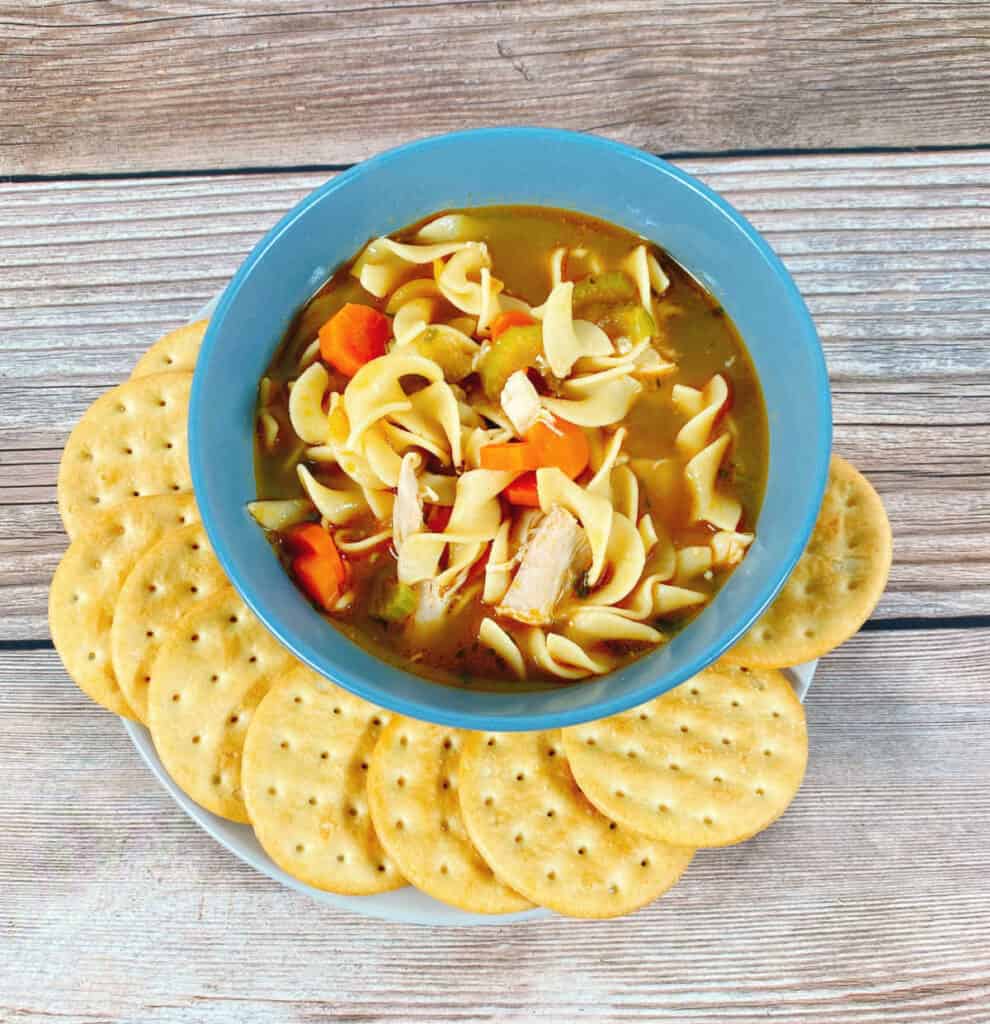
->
{"left": 525, "top": 416, "right": 589, "bottom": 480}
{"left": 479, "top": 441, "right": 540, "bottom": 474}
{"left": 490, "top": 310, "right": 536, "bottom": 340}
{"left": 282, "top": 522, "right": 335, "bottom": 559}
{"left": 284, "top": 524, "right": 349, "bottom": 609}
{"left": 319, "top": 303, "right": 390, "bottom": 377}
{"left": 292, "top": 552, "right": 346, "bottom": 610}
{"left": 425, "top": 504, "right": 453, "bottom": 533}
{"left": 505, "top": 471, "right": 540, "bottom": 507}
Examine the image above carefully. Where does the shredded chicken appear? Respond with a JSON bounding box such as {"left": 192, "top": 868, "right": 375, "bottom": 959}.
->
{"left": 392, "top": 452, "right": 423, "bottom": 551}
{"left": 499, "top": 370, "right": 552, "bottom": 437}
{"left": 496, "top": 506, "right": 592, "bottom": 626}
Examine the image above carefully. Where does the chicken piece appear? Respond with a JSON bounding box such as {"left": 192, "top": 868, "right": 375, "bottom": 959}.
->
{"left": 392, "top": 451, "right": 423, "bottom": 551}
{"left": 500, "top": 370, "right": 550, "bottom": 437}
{"left": 496, "top": 506, "right": 592, "bottom": 626}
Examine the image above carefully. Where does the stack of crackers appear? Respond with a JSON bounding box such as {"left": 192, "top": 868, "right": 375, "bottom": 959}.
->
{"left": 49, "top": 320, "right": 892, "bottom": 919}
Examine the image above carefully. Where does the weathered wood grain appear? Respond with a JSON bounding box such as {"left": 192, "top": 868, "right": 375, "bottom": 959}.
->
{"left": 1, "top": 631, "right": 988, "bottom": 1023}
{"left": 2, "top": 151, "right": 988, "bottom": 633}
{"left": 1, "top": 1, "right": 989, "bottom": 175}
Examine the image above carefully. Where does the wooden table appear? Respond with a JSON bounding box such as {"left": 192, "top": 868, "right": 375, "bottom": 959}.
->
{"left": 2, "top": 4, "right": 988, "bottom": 1021}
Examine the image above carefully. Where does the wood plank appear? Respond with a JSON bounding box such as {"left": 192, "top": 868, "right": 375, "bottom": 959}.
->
{"left": 1, "top": 631, "right": 988, "bottom": 1022}
{"left": 2, "top": 1, "right": 989, "bottom": 175}
{"left": 1, "top": 150, "right": 988, "bottom": 632}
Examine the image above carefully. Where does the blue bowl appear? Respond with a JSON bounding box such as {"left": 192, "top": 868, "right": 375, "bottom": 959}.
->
{"left": 190, "top": 128, "right": 831, "bottom": 731}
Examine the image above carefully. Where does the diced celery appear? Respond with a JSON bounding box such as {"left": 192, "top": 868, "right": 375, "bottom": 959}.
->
{"left": 572, "top": 271, "right": 637, "bottom": 310}
{"left": 369, "top": 578, "right": 418, "bottom": 623}
{"left": 478, "top": 324, "right": 543, "bottom": 401}
{"left": 596, "top": 303, "right": 657, "bottom": 342}
{"left": 407, "top": 326, "right": 476, "bottom": 382}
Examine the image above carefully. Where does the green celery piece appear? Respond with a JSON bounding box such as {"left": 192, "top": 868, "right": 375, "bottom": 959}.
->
{"left": 369, "top": 578, "right": 418, "bottom": 623}
{"left": 572, "top": 271, "right": 637, "bottom": 310}
{"left": 478, "top": 324, "right": 543, "bottom": 401}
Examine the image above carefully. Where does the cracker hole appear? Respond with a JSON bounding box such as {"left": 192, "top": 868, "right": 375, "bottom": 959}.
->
{"left": 658, "top": 804, "right": 669, "bottom": 814}
{"left": 722, "top": 737, "right": 731, "bottom": 746}
{"left": 295, "top": 844, "right": 304, "bottom": 853}
{"left": 394, "top": 820, "right": 404, "bottom": 831}
{"left": 547, "top": 747, "right": 557, "bottom": 757}
{"left": 546, "top": 809, "right": 556, "bottom": 818}
{"left": 585, "top": 737, "right": 596, "bottom": 747}
{"left": 484, "top": 797, "right": 494, "bottom": 807}
{"left": 267, "top": 786, "right": 276, "bottom": 796}
{"left": 248, "top": 655, "right": 257, "bottom": 664}
{"left": 308, "top": 796, "right": 317, "bottom": 806}
{"left": 165, "top": 441, "right": 174, "bottom": 449}
{"left": 211, "top": 774, "right": 220, "bottom": 786}
{"left": 190, "top": 633, "right": 200, "bottom": 643}
{"left": 347, "top": 807, "right": 358, "bottom": 817}
{"left": 608, "top": 884, "right": 619, "bottom": 895}
{"left": 189, "top": 585, "right": 199, "bottom": 594}
{"left": 396, "top": 777, "right": 406, "bottom": 788}
{"left": 640, "top": 858, "right": 650, "bottom": 868}
{"left": 360, "top": 762, "right": 368, "bottom": 772}
{"left": 210, "top": 673, "right": 219, "bottom": 683}
{"left": 377, "top": 864, "right": 386, "bottom": 873}
{"left": 515, "top": 773, "right": 525, "bottom": 782}
{"left": 608, "top": 822, "right": 617, "bottom": 831}
{"left": 486, "top": 737, "right": 496, "bottom": 747}
{"left": 441, "top": 779, "right": 450, "bottom": 790}
{"left": 87, "top": 651, "right": 96, "bottom": 662}
{"left": 514, "top": 834, "right": 524, "bottom": 844}
{"left": 713, "top": 775, "right": 722, "bottom": 784}
{"left": 763, "top": 749, "right": 773, "bottom": 758}
{"left": 638, "top": 713, "right": 649, "bottom": 721}
{"left": 679, "top": 725, "right": 689, "bottom": 734}
{"left": 192, "top": 735, "right": 201, "bottom": 744}
{"left": 131, "top": 491, "right": 140, "bottom": 497}
{"left": 731, "top": 700, "right": 740, "bottom": 708}
{"left": 399, "top": 735, "right": 408, "bottom": 747}
{"left": 690, "top": 687, "right": 699, "bottom": 696}
{"left": 614, "top": 790, "right": 625, "bottom": 799}
{"left": 668, "top": 763, "right": 680, "bottom": 772}
{"left": 756, "top": 787, "right": 766, "bottom": 797}
{"left": 227, "top": 614, "right": 237, "bottom": 623}
{"left": 171, "top": 693, "right": 180, "bottom": 703}
{"left": 372, "top": 717, "right": 382, "bottom": 726}
{"left": 169, "top": 483, "right": 180, "bottom": 492}
{"left": 440, "top": 820, "right": 450, "bottom": 832}
{"left": 626, "top": 750, "right": 637, "bottom": 759}
{"left": 703, "top": 816, "right": 714, "bottom": 826}
{"left": 577, "top": 846, "right": 586, "bottom": 856}
{"left": 228, "top": 714, "right": 239, "bottom": 725}
{"left": 772, "top": 711, "right": 780, "bottom": 719}
{"left": 293, "top": 696, "right": 302, "bottom": 704}
{"left": 145, "top": 630, "right": 154, "bottom": 638}
{"left": 147, "top": 584, "right": 157, "bottom": 593}
{"left": 320, "top": 751, "right": 329, "bottom": 760}
{"left": 280, "top": 740, "right": 289, "bottom": 750}
{"left": 333, "top": 707, "right": 341, "bottom": 715}
{"left": 546, "top": 870, "right": 556, "bottom": 881}
{"left": 336, "top": 854, "right": 345, "bottom": 863}
{"left": 442, "top": 738, "right": 453, "bottom": 750}
{"left": 439, "top": 864, "right": 449, "bottom": 876}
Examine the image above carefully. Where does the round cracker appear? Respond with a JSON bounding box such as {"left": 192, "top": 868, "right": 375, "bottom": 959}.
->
{"left": 367, "top": 718, "right": 532, "bottom": 914}
{"left": 131, "top": 319, "right": 207, "bottom": 378}
{"left": 458, "top": 730, "right": 694, "bottom": 919}
{"left": 242, "top": 665, "right": 404, "bottom": 895}
{"left": 57, "top": 371, "right": 193, "bottom": 539}
{"left": 111, "top": 522, "right": 229, "bottom": 724}
{"left": 147, "top": 586, "right": 295, "bottom": 823}
{"left": 562, "top": 664, "right": 807, "bottom": 848}
{"left": 48, "top": 494, "right": 200, "bottom": 719}
{"left": 725, "top": 454, "right": 892, "bottom": 668}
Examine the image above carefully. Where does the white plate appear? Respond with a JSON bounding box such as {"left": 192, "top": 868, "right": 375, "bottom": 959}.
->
{"left": 124, "top": 661, "right": 815, "bottom": 926}
{"left": 124, "top": 303, "right": 817, "bottom": 926}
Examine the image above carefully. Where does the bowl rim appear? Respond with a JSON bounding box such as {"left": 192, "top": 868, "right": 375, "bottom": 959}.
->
{"left": 190, "top": 127, "right": 832, "bottom": 731}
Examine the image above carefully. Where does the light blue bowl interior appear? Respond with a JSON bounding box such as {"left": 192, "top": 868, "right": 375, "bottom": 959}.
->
{"left": 190, "top": 128, "right": 831, "bottom": 731}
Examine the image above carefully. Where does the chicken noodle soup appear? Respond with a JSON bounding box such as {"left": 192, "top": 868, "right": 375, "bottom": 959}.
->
{"left": 252, "top": 206, "right": 768, "bottom": 688}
